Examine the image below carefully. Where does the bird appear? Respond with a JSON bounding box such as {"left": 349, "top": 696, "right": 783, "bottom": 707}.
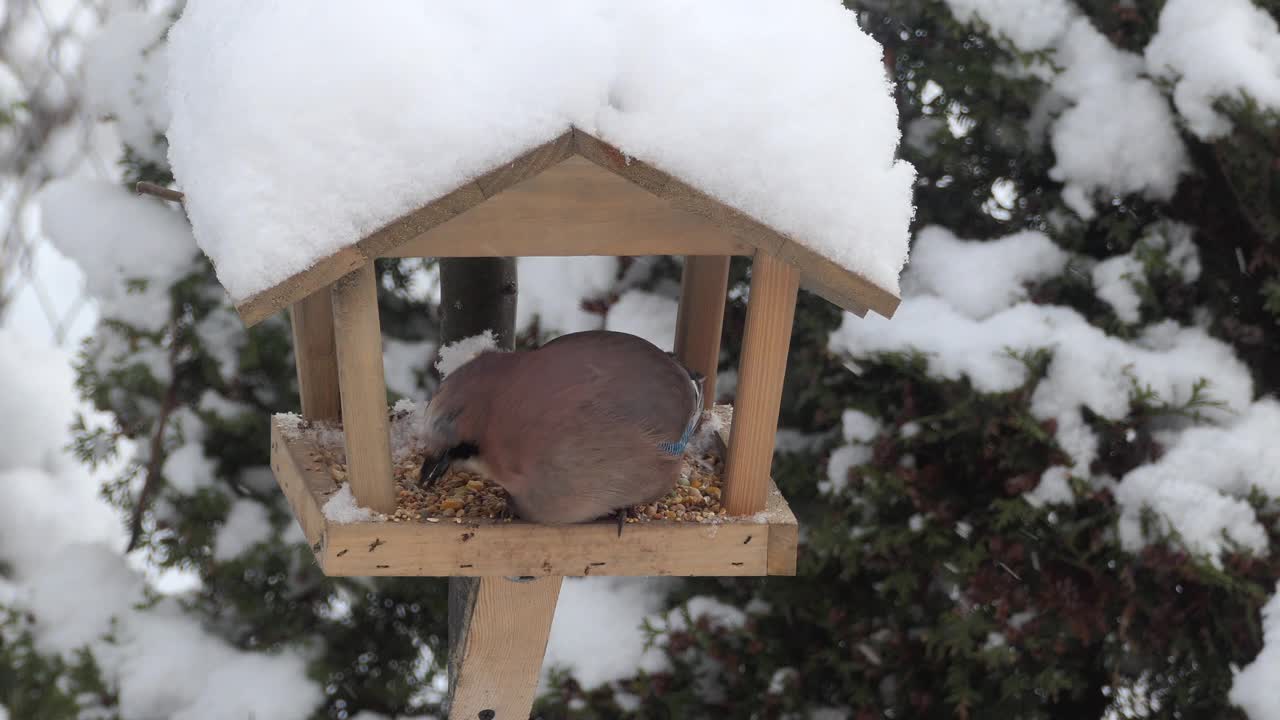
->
{"left": 418, "top": 330, "right": 705, "bottom": 525}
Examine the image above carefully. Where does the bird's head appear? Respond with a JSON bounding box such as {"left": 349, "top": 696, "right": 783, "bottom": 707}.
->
{"left": 418, "top": 407, "right": 470, "bottom": 486}
{"left": 417, "top": 350, "right": 506, "bottom": 485}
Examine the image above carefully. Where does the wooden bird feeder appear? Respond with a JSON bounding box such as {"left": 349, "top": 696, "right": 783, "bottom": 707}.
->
{"left": 251, "top": 128, "right": 900, "bottom": 579}
{"left": 224, "top": 128, "right": 899, "bottom": 718}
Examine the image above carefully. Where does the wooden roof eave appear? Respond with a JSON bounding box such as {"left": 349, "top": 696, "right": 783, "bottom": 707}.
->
{"left": 232, "top": 128, "right": 899, "bottom": 327}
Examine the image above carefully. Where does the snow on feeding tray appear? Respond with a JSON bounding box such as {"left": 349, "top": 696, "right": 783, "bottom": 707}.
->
{"left": 165, "top": 0, "right": 915, "bottom": 309}
{"left": 301, "top": 403, "right": 735, "bottom": 525}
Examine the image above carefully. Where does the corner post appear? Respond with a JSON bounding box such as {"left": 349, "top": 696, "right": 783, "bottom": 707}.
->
{"left": 290, "top": 287, "right": 342, "bottom": 420}
{"left": 329, "top": 263, "right": 397, "bottom": 515}
{"left": 723, "top": 253, "right": 800, "bottom": 516}
{"left": 674, "top": 255, "right": 731, "bottom": 409}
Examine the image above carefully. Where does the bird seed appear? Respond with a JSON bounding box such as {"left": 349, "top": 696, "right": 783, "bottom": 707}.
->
{"left": 297, "top": 404, "right": 734, "bottom": 525}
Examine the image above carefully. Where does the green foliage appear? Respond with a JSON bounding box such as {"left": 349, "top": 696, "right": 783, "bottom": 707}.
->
{"left": 1263, "top": 278, "right": 1280, "bottom": 320}
{"left": 1172, "top": 95, "right": 1280, "bottom": 391}
{"left": 0, "top": 610, "right": 119, "bottom": 720}
{"left": 8, "top": 1, "right": 1280, "bottom": 718}
{"left": 0, "top": 100, "right": 27, "bottom": 129}
{"left": 534, "top": 1, "right": 1280, "bottom": 718}
{"left": 119, "top": 144, "right": 174, "bottom": 189}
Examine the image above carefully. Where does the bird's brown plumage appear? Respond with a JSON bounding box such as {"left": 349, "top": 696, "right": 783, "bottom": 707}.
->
{"left": 420, "top": 330, "right": 701, "bottom": 524}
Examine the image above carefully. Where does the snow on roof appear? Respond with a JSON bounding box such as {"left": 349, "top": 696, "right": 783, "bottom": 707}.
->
{"left": 165, "top": 1, "right": 915, "bottom": 306}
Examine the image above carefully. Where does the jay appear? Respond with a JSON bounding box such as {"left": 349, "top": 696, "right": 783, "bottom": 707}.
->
{"left": 418, "top": 330, "right": 705, "bottom": 524}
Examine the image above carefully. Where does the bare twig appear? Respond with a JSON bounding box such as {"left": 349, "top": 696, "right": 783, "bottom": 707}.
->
{"left": 126, "top": 324, "right": 184, "bottom": 553}
{"left": 136, "top": 181, "right": 186, "bottom": 204}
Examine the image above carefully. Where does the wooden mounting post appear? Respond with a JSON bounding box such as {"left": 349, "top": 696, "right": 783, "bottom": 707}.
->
{"left": 440, "top": 257, "right": 561, "bottom": 719}
{"left": 330, "top": 263, "right": 397, "bottom": 515}
{"left": 723, "top": 253, "right": 800, "bottom": 516}
{"left": 674, "top": 255, "right": 730, "bottom": 409}
{"left": 446, "top": 576, "right": 563, "bottom": 719}
{"left": 290, "top": 288, "right": 342, "bottom": 421}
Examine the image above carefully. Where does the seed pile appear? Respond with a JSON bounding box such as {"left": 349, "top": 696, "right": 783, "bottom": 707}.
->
{"left": 396, "top": 460, "right": 510, "bottom": 522}
{"left": 627, "top": 455, "right": 727, "bottom": 523}
{"left": 300, "top": 405, "right": 732, "bottom": 525}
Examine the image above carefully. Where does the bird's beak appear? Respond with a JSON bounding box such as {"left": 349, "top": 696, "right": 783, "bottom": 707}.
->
{"left": 420, "top": 453, "right": 451, "bottom": 486}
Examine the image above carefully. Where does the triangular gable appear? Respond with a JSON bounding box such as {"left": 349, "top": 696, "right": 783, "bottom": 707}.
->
{"left": 234, "top": 129, "right": 899, "bottom": 327}
{"left": 384, "top": 156, "right": 753, "bottom": 260}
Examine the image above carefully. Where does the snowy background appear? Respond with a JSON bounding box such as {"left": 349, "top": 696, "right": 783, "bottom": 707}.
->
{"left": 3, "top": 1, "right": 1280, "bottom": 719}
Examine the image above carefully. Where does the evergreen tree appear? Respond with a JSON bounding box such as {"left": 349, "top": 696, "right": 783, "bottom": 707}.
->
{"left": 3, "top": 2, "right": 1279, "bottom": 719}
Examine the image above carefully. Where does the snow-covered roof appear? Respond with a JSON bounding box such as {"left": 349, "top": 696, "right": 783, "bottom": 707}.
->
{"left": 165, "top": 1, "right": 916, "bottom": 326}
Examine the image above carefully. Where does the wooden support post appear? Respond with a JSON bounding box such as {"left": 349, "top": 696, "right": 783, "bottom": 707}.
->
{"left": 446, "top": 576, "right": 563, "bottom": 719}
{"left": 330, "top": 263, "right": 397, "bottom": 515}
{"left": 290, "top": 288, "right": 342, "bottom": 421}
{"left": 723, "top": 253, "right": 800, "bottom": 516}
{"left": 439, "top": 257, "right": 560, "bottom": 718}
{"left": 674, "top": 255, "right": 730, "bottom": 409}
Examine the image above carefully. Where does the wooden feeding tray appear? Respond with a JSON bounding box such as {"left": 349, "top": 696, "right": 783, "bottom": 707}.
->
{"left": 270, "top": 405, "right": 799, "bottom": 577}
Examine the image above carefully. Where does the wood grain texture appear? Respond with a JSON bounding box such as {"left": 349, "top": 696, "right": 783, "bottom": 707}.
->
{"left": 766, "top": 482, "right": 800, "bottom": 576}
{"left": 573, "top": 130, "right": 899, "bottom": 319}
{"left": 234, "top": 133, "right": 575, "bottom": 326}
{"left": 290, "top": 290, "right": 342, "bottom": 420}
{"left": 330, "top": 265, "right": 397, "bottom": 515}
{"left": 782, "top": 242, "right": 890, "bottom": 318}
{"left": 270, "top": 419, "right": 329, "bottom": 550}
{"left": 238, "top": 246, "right": 367, "bottom": 328}
{"left": 723, "top": 254, "right": 801, "bottom": 516}
{"left": 322, "top": 514, "right": 771, "bottom": 576}
{"left": 675, "top": 255, "right": 732, "bottom": 409}
{"left": 388, "top": 156, "right": 750, "bottom": 258}
{"left": 439, "top": 239, "right": 522, "bottom": 719}
{"left": 475, "top": 133, "right": 576, "bottom": 198}
{"left": 268, "top": 415, "right": 798, "bottom": 577}
{"left": 447, "top": 577, "right": 479, "bottom": 706}
{"left": 235, "top": 129, "right": 899, "bottom": 325}
{"left": 573, "top": 131, "right": 782, "bottom": 250}
{"left": 446, "top": 576, "right": 562, "bottom": 720}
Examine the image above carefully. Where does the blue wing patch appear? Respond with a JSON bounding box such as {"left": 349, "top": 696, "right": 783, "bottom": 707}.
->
{"left": 659, "top": 369, "right": 704, "bottom": 456}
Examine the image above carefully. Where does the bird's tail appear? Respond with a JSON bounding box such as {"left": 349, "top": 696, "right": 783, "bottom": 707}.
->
{"left": 666, "top": 356, "right": 731, "bottom": 466}
{"left": 666, "top": 352, "right": 706, "bottom": 388}
{"left": 658, "top": 353, "right": 706, "bottom": 457}
{"left": 667, "top": 352, "right": 706, "bottom": 419}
